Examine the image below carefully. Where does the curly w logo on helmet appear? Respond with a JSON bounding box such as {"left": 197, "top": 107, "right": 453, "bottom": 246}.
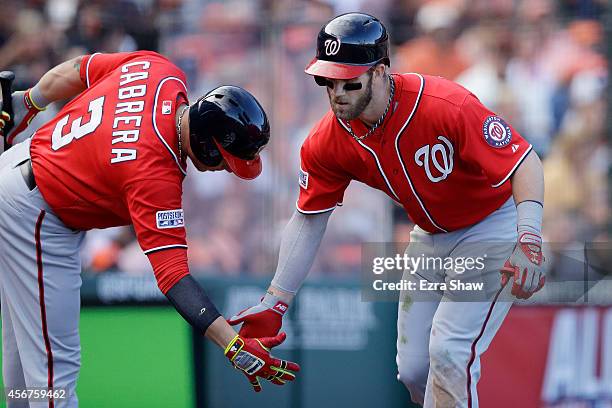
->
{"left": 324, "top": 38, "right": 341, "bottom": 56}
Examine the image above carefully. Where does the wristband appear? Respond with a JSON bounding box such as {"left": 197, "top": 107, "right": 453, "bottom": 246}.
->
{"left": 516, "top": 200, "right": 543, "bottom": 235}
{"left": 261, "top": 292, "right": 288, "bottom": 316}
{"left": 27, "top": 86, "right": 49, "bottom": 111}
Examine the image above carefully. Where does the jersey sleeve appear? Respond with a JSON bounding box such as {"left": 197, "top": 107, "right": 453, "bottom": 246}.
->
{"left": 124, "top": 178, "right": 187, "bottom": 255}
{"left": 124, "top": 177, "right": 189, "bottom": 293}
{"left": 456, "top": 94, "right": 533, "bottom": 188}
{"left": 296, "top": 136, "right": 351, "bottom": 213}
{"left": 147, "top": 248, "right": 189, "bottom": 294}
{"left": 80, "top": 52, "right": 157, "bottom": 88}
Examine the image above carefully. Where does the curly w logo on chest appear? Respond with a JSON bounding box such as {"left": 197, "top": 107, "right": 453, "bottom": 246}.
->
{"left": 414, "top": 136, "right": 454, "bottom": 183}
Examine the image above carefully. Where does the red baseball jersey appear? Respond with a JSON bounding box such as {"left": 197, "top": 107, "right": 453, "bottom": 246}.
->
{"left": 297, "top": 73, "right": 532, "bottom": 233}
{"left": 30, "top": 51, "right": 190, "bottom": 291}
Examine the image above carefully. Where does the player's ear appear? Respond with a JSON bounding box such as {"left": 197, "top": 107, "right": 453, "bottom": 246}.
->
{"left": 373, "top": 63, "right": 386, "bottom": 79}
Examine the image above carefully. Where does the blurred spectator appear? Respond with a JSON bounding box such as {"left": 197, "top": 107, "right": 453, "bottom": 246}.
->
{"left": 393, "top": 1, "right": 470, "bottom": 80}
{"left": 454, "top": 24, "right": 516, "bottom": 112}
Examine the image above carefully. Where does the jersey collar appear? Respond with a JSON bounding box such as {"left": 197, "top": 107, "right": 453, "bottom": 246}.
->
{"left": 337, "top": 73, "right": 404, "bottom": 143}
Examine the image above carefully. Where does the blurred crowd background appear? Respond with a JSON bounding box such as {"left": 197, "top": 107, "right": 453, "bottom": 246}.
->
{"left": 1, "top": 0, "right": 609, "bottom": 281}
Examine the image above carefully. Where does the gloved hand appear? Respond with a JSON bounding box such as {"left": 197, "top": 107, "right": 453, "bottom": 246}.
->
{"left": 500, "top": 231, "right": 545, "bottom": 299}
{"left": 1, "top": 89, "right": 45, "bottom": 146}
{"left": 0, "top": 110, "right": 10, "bottom": 134}
{"left": 0, "top": 107, "right": 11, "bottom": 151}
{"left": 228, "top": 292, "right": 288, "bottom": 338}
{"left": 224, "top": 332, "right": 300, "bottom": 392}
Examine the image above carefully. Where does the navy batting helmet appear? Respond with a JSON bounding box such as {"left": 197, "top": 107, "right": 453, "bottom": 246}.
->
{"left": 305, "top": 12, "right": 390, "bottom": 80}
{"left": 188, "top": 86, "right": 270, "bottom": 180}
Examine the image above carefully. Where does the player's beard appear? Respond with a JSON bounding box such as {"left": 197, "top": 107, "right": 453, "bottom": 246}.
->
{"left": 329, "top": 73, "right": 373, "bottom": 121}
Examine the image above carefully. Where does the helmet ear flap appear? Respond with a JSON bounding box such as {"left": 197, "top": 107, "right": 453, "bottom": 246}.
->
{"left": 189, "top": 106, "right": 224, "bottom": 166}
{"left": 196, "top": 132, "right": 223, "bottom": 166}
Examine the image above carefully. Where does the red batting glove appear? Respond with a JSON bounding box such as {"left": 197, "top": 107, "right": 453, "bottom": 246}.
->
{"left": 500, "top": 232, "right": 546, "bottom": 299}
{"left": 224, "top": 332, "right": 300, "bottom": 392}
{"left": 3, "top": 90, "right": 45, "bottom": 146}
{"left": 0, "top": 110, "right": 10, "bottom": 134}
{"left": 227, "top": 293, "right": 288, "bottom": 338}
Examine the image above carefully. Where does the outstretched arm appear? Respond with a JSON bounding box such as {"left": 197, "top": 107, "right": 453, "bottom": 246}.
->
{"left": 228, "top": 210, "right": 331, "bottom": 337}
{"left": 165, "top": 274, "right": 299, "bottom": 392}
{"left": 269, "top": 209, "right": 332, "bottom": 303}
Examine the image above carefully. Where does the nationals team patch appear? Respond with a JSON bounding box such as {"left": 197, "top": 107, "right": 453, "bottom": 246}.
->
{"left": 482, "top": 116, "right": 512, "bottom": 148}
{"left": 156, "top": 209, "right": 184, "bottom": 229}
{"left": 299, "top": 168, "right": 309, "bottom": 189}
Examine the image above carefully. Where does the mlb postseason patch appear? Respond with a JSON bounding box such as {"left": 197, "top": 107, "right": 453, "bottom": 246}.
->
{"left": 161, "top": 100, "right": 172, "bottom": 115}
{"left": 299, "top": 168, "right": 309, "bottom": 189}
{"left": 482, "top": 116, "right": 512, "bottom": 148}
{"left": 156, "top": 209, "right": 184, "bottom": 229}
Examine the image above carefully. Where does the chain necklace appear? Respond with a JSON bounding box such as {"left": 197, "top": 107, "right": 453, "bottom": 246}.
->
{"left": 176, "top": 105, "right": 189, "bottom": 159}
{"left": 343, "top": 75, "right": 395, "bottom": 141}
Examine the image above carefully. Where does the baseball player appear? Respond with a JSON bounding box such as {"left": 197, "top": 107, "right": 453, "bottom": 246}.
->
{"left": 0, "top": 51, "right": 299, "bottom": 407}
{"left": 228, "top": 13, "right": 545, "bottom": 407}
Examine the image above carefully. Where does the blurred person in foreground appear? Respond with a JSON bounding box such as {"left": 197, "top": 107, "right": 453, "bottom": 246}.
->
{"left": 229, "top": 12, "right": 545, "bottom": 407}
{"left": 0, "top": 51, "right": 298, "bottom": 406}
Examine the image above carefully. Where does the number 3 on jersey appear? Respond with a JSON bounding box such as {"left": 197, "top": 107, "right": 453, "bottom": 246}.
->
{"left": 51, "top": 96, "right": 105, "bottom": 151}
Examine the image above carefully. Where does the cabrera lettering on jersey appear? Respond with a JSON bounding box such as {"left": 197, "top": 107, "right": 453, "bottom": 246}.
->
{"left": 110, "top": 60, "right": 151, "bottom": 164}
{"left": 156, "top": 209, "right": 184, "bottom": 229}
